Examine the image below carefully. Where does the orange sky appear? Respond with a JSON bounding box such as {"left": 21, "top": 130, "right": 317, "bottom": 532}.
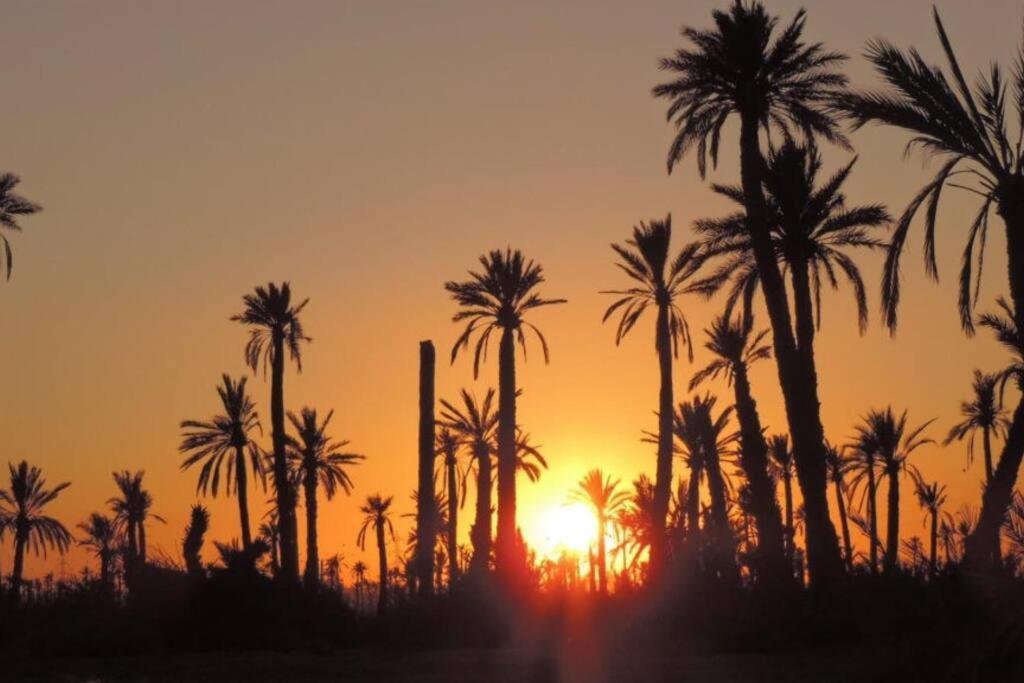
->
{"left": 2, "top": 0, "right": 1021, "bottom": 580}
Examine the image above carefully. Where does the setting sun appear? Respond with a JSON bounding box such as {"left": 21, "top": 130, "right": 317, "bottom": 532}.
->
{"left": 528, "top": 502, "right": 599, "bottom": 559}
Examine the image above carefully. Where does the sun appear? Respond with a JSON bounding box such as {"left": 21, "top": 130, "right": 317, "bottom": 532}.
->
{"left": 528, "top": 502, "right": 599, "bottom": 559}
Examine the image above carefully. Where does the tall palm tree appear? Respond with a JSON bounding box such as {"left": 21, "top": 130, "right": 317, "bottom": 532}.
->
{"left": 287, "top": 407, "right": 364, "bottom": 590}
{"left": 768, "top": 435, "right": 796, "bottom": 567}
{"left": 602, "top": 216, "right": 704, "bottom": 574}
{"left": 945, "top": 370, "right": 1008, "bottom": 484}
{"left": 0, "top": 462, "right": 70, "bottom": 600}
{"left": 357, "top": 494, "right": 395, "bottom": 614}
{"left": 852, "top": 408, "right": 935, "bottom": 573}
{"left": 570, "top": 470, "right": 630, "bottom": 594}
{"left": 435, "top": 428, "right": 462, "bottom": 584}
{"left": 690, "top": 312, "right": 785, "bottom": 577}
{"left": 179, "top": 374, "right": 264, "bottom": 550}
{"left": 846, "top": 435, "right": 881, "bottom": 573}
{"left": 232, "top": 281, "right": 310, "bottom": 583}
{"left": 823, "top": 443, "right": 854, "bottom": 571}
{"left": 0, "top": 173, "right": 41, "bottom": 282}
{"left": 441, "top": 388, "right": 498, "bottom": 574}
{"left": 446, "top": 250, "right": 565, "bottom": 576}
{"left": 77, "top": 512, "right": 116, "bottom": 591}
{"left": 109, "top": 470, "right": 163, "bottom": 573}
{"left": 842, "top": 8, "right": 1024, "bottom": 573}
{"left": 654, "top": 0, "right": 848, "bottom": 585}
{"left": 912, "top": 474, "right": 949, "bottom": 578}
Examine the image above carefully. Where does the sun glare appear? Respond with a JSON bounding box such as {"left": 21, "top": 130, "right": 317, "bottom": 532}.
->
{"left": 529, "top": 502, "right": 600, "bottom": 559}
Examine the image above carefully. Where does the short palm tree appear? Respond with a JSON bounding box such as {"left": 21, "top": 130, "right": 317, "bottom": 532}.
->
{"left": 258, "top": 511, "right": 280, "bottom": 577}
{"left": 823, "top": 443, "right": 854, "bottom": 572}
{"left": 0, "top": 173, "right": 41, "bottom": 282}
{"left": 846, "top": 436, "right": 882, "bottom": 573}
{"left": 945, "top": 370, "right": 1009, "bottom": 483}
{"left": 768, "top": 435, "right": 796, "bottom": 566}
{"left": 357, "top": 494, "right": 396, "bottom": 614}
{"left": 852, "top": 408, "right": 935, "bottom": 573}
{"left": 446, "top": 249, "right": 565, "bottom": 575}
{"left": 441, "top": 388, "right": 498, "bottom": 574}
{"left": 232, "top": 281, "right": 310, "bottom": 583}
{"left": 0, "top": 462, "right": 71, "bottom": 600}
{"left": 435, "top": 427, "right": 462, "bottom": 583}
{"left": 690, "top": 312, "right": 785, "bottom": 577}
{"left": 352, "top": 560, "right": 368, "bottom": 609}
{"left": 179, "top": 374, "right": 264, "bottom": 550}
{"left": 77, "top": 512, "right": 117, "bottom": 591}
{"left": 287, "top": 407, "right": 364, "bottom": 590}
{"left": 182, "top": 504, "right": 209, "bottom": 578}
{"left": 602, "top": 216, "right": 703, "bottom": 574}
{"left": 912, "top": 474, "right": 950, "bottom": 578}
{"left": 618, "top": 475, "right": 658, "bottom": 575}
{"left": 653, "top": 0, "right": 849, "bottom": 585}
{"left": 570, "top": 469, "right": 630, "bottom": 594}
{"left": 109, "top": 470, "right": 163, "bottom": 573}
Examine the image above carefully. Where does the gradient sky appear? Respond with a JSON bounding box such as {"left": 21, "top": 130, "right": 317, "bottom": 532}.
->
{"left": 2, "top": 0, "right": 1021, "bottom": 580}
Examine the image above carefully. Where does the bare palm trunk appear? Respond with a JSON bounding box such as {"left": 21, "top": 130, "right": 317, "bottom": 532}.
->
{"left": 685, "top": 472, "right": 701, "bottom": 547}
{"left": 737, "top": 112, "right": 842, "bottom": 587}
{"left": 866, "top": 456, "right": 879, "bottom": 573}
{"left": 235, "top": 445, "right": 252, "bottom": 550}
{"left": 10, "top": 529, "right": 26, "bottom": 602}
{"left": 732, "top": 366, "right": 786, "bottom": 579}
{"left": 302, "top": 467, "right": 319, "bottom": 590}
{"left": 929, "top": 511, "right": 938, "bottom": 579}
{"left": 446, "top": 452, "right": 459, "bottom": 584}
{"left": 416, "top": 341, "right": 436, "bottom": 597}
{"left": 983, "top": 426, "right": 994, "bottom": 484}
{"left": 884, "top": 470, "right": 899, "bottom": 573}
{"left": 704, "top": 445, "right": 735, "bottom": 578}
{"left": 139, "top": 521, "right": 147, "bottom": 565}
{"left": 597, "top": 513, "right": 608, "bottom": 594}
{"left": 471, "top": 445, "right": 492, "bottom": 573}
{"left": 376, "top": 523, "right": 388, "bottom": 614}
{"left": 652, "top": 302, "right": 674, "bottom": 577}
{"left": 495, "top": 327, "right": 518, "bottom": 577}
{"left": 833, "top": 476, "right": 853, "bottom": 572}
{"left": 271, "top": 330, "right": 299, "bottom": 583}
{"left": 782, "top": 472, "right": 794, "bottom": 567}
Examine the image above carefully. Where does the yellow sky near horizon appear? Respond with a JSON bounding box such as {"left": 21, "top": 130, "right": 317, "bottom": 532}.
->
{"left": 1, "top": 0, "right": 1021, "bottom": 581}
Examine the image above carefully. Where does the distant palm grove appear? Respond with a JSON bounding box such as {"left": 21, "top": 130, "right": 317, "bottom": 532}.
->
{"left": 5, "top": 2, "right": 1024, "bottom": 678}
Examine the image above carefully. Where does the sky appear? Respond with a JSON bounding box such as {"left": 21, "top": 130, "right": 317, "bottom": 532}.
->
{"left": 1, "top": 0, "right": 1021, "bottom": 581}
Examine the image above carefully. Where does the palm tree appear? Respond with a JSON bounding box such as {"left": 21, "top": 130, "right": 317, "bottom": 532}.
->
{"left": 768, "top": 435, "right": 796, "bottom": 567}
{"left": 945, "top": 370, "right": 1008, "bottom": 484}
{"left": 842, "top": 8, "right": 1024, "bottom": 573}
{"left": 441, "top": 388, "right": 498, "bottom": 574}
{"left": 570, "top": 470, "right": 630, "bottom": 594}
{"left": 182, "top": 504, "right": 209, "bottom": 578}
{"left": 654, "top": 0, "right": 848, "bottom": 585}
{"left": 823, "top": 443, "right": 854, "bottom": 571}
{"left": 847, "top": 434, "right": 882, "bottom": 573}
{"left": 852, "top": 408, "right": 935, "bottom": 573}
{"left": 690, "top": 312, "right": 785, "bottom": 577}
{"left": 513, "top": 428, "right": 548, "bottom": 483}
{"left": 352, "top": 560, "right": 368, "bottom": 610}
{"left": 0, "top": 173, "right": 41, "bottom": 282}
{"left": 357, "top": 494, "right": 396, "bottom": 614}
{"left": 446, "top": 249, "right": 565, "bottom": 576}
{"left": 912, "top": 474, "right": 949, "bottom": 578}
{"left": 602, "top": 216, "right": 704, "bottom": 574}
{"left": 286, "top": 407, "right": 364, "bottom": 590}
{"left": 77, "top": 512, "right": 116, "bottom": 591}
{"left": 179, "top": 374, "right": 264, "bottom": 550}
{"left": 232, "top": 282, "right": 310, "bottom": 583}
{"left": 109, "top": 470, "right": 163, "bottom": 576}
{"left": 258, "top": 509, "right": 280, "bottom": 577}
{"left": 435, "top": 428, "right": 462, "bottom": 583}
{"left": 0, "top": 461, "right": 71, "bottom": 600}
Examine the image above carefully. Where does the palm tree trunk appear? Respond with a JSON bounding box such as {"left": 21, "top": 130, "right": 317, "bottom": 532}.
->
{"left": 446, "top": 453, "right": 459, "bottom": 584}
{"left": 376, "top": 523, "right": 388, "bottom": 614}
{"left": 834, "top": 477, "right": 853, "bottom": 572}
{"left": 597, "top": 513, "right": 608, "bottom": 594}
{"left": 471, "top": 445, "right": 492, "bottom": 573}
{"left": 704, "top": 445, "right": 735, "bottom": 578}
{"left": 416, "top": 341, "right": 436, "bottom": 597}
{"left": 685, "top": 472, "right": 701, "bottom": 546}
{"left": 271, "top": 330, "right": 299, "bottom": 584}
{"left": 983, "top": 426, "right": 994, "bottom": 484}
{"left": 10, "top": 529, "right": 26, "bottom": 601}
{"left": 495, "top": 327, "right": 518, "bottom": 576}
{"left": 139, "top": 521, "right": 147, "bottom": 565}
{"left": 929, "top": 511, "right": 938, "bottom": 579}
{"left": 782, "top": 472, "right": 794, "bottom": 565}
{"left": 732, "top": 365, "right": 786, "bottom": 579}
{"left": 737, "top": 112, "right": 842, "bottom": 587}
{"left": 302, "top": 466, "right": 319, "bottom": 590}
{"left": 235, "top": 445, "right": 252, "bottom": 550}
{"left": 885, "top": 469, "right": 899, "bottom": 573}
{"left": 867, "top": 460, "right": 878, "bottom": 573}
{"left": 652, "top": 301, "right": 674, "bottom": 577}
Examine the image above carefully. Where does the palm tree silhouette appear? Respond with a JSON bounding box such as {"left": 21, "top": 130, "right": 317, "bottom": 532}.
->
{"left": 513, "top": 428, "right": 548, "bottom": 483}
{"left": 846, "top": 435, "right": 882, "bottom": 573}
{"left": 654, "top": 0, "right": 848, "bottom": 585}
{"left": 823, "top": 443, "right": 855, "bottom": 571}
{"left": 179, "top": 374, "right": 264, "bottom": 550}
{"left": 232, "top": 282, "right": 310, "bottom": 583}
{"left": 357, "top": 494, "right": 395, "bottom": 614}
{"left": 602, "top": 216, "right": 703, "bottom": 574}
{"left": 286, "top": 407, "right": 364, "bottom": 591}
{"left": 912, "top": 474, "right": 950, "bottom": 578}
{"left": 435, "top": 427, "right": 462, "bottom": 584}
{"left": 77, "top": 512, "right": 116, "bottom": 592}
{"left": 571, "top": 469, "right": 630, "bottom": 594}
{"left": 441, "top": 388, "right": 498, "bottom": 574}
{"left": 257, "top": 508, "right": 280, "bottom": 577}
{"left": 182, "top": 504, "right": 209, "bottom": 578}
{"left": 0, "top": 173, "right": 41, "bottom": 282}
{"left": 690, "top": 312, "right": 785, "bottom": 578}
{"left": 851, "top": 408, "right": 935, "bottom": 573}
{"left": 945, "top": 370, "right": 1009, "bottom": 484}
{"left": 446, "top": 249, "right": 565, "bottom": 576}
{"left": 109, "top": 470, "right": 163, "bottom": 579}
{"left": 352, "top": 560, "right": 368, "bottom": 610}
{"left": 767, "top": 435, "right": 796, "bottom": 568}
{"left": 842, "top": 8, "right": 1024, "bottom": 572}
{"left": 0, "top": 462, "right": 70, "bottom": 601}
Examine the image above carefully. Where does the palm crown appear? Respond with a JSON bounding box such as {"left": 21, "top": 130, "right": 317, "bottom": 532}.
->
{"left": 0, "top": 461, "right": 71, "bottom": 556}
{"left": 977, "top": 298, "right": 1024, "bottom": 398}
{"left": 852, "top": 408, "right": 935, "bottom": 478}
{"left": 571, "top": 469, "right": 630, "bottom": 519}
{"left": 944, "top": 370, "right": 1009, "bottom": 468}
{"left": 286, "top": 407, "right": 364, "bottom": 499}
{"left": 232, "top": 282, "right": 311, "bottom": 374}
{"left": 357, "top": 494, "right": 396, "bottom": 549}
{"left": 0, "top": 173, "right": 41, "bottom": 281}
{"left": 689, "top": 313, "right": 771, "bottom": 390}
{"left": 445, "top": 249, "right": 566, "bottom": 377}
